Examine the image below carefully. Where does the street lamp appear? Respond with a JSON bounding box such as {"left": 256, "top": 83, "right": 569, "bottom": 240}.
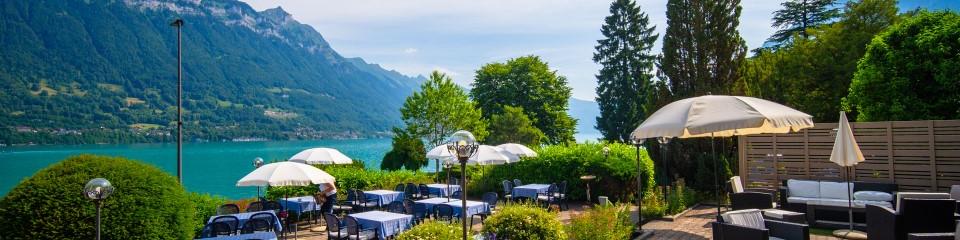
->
{"left": 446, "top": 130, "right": 479, "bottom": 240}
{"left": 170, "top": 18, "right": 184, "bottom": 184}
{"left": 253, "top": 157, "right": 264, "bottom": 198}
{"left": 602, "top": 146, "right": 610, "bottom": 159}
{"left": 632, "top": 138, "right": 648, "bottom": 237}
{"left": 84, "top": 178, "right": 114, "bottom": 240}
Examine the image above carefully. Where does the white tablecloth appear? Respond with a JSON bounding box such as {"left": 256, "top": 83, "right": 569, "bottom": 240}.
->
{"left": 513, "top": 184, "right": 551, "bottom": 199}
{"left": 206, "top": 210, "right": 282, "bottom": 233}
{"left": 198, "top": 231, "right": 277, "bottom": 240}
{"left": 426, "top": 184, "right": 460, "bottom": 197}
{"left": 444, "top": 200, "right": 490, "bottom": 218}
{"left": 363, "top": 190, "right": 404, "bottom": 207}
{"left": 349, "top": 210, "right": 413, "bottom": 239}
{"left": 279, "top": 196, "right": 316, "bottom": 214}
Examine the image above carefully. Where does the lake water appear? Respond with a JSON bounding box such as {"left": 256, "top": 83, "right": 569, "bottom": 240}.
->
{"left": 0, "top": 133, "right": 602, "bottom": 200}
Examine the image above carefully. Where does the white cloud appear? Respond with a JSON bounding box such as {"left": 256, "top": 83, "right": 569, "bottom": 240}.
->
{"left": 403, "top": 48, "right": 418, "bottom": 54}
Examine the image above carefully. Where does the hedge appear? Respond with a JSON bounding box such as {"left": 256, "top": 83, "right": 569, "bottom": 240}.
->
{"left": 0, "top": 155, "right": 195, "bottom": 239}
{"left": 482, "top": 203, "right": 567, "bottom": 240}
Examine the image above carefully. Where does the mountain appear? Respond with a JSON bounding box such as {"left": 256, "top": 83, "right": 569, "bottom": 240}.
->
{"left": 568, "top": 98, "right": 601, "bottom": 142}
{"left": 0, "top": 0, "right": 425, "bottom": 144}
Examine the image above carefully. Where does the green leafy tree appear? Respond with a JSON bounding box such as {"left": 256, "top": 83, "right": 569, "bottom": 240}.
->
{"left": 768, "top": 0, "right": 841, "bottom": 44}
{"left": 845, "top": 10, "right": 960, "bottom": 121}
{"left": 593, "top": 0, "right": 659, "bottom": 143}
{"left": 487, "top": 105, "right": 545, "bottom": 146}
{"left": 381, "top": 127, "right": 429, "bottom": 171}
{"left": 401, "top": 71, "right": 487, "bottom": 146}
{"left": 472, "top": 56, "right": 577, "bottom": 144}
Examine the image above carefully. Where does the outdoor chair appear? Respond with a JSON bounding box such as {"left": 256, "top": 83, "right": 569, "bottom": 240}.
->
{"left": 395, "top": 183, "right": 405, "bottom": 192}
{"left": 198, "top": 222, "right": 220, "bottom": 238}
{"left": 387, "top": 201, "right": 406, "bottom": 213}
{"left": 537, "top": 183, "right": 560, "bottom": 209}
{"left": 323, "top": 213, "right": 349, "bottom": 240}
{"left": 472, "top": 192, "right": 499, "bottom": 226}
{"left": 418, "top": 183, "right": 433, "bottom": 199}
{"left": 436, "top": 204, "right": 455, "bottom": 222}
{"left": 332, "top": 193, "right": 354, "bottom": 215}
{"left": 249, "top": 212, "right": 276, "bottom": 232}
{"left": 246, "top": 201, "right": 264, "bottom": 212}
{"left": 262, "top": 201, "right": 283, "bottom": 213}
{"left": 554, "top": 181, "right": 569, "bottom": 210}
{"left": 240, "top": 218, "right": 271, "bottom": 234}
{"left": 513, "top": 179, "right": 522, "bottom": 187}
{"left": 711, "top": 209, "right": 809, "bottom": 240}
{"left": 402, "top": 199, "right": 415, "bottom": 214}
{"left": 950, "top": 185, "right": 960, "bottom": 214}
{"left": 867, "top": 198, "right": 957, "bottom": 240}
{"left": 217, "top": 203, "right": 240, "bottom": 215}
{"left": 451, "top": 190, "right": 462, "bottom": 199}
{"left": 352, "top": 190, "right": 380, "bottom": 212}
{"left": 411, "top": 200, "right": 431, "bottom": 224}
{"left": 501, "top": 180, "right": 514, "bottom": 202}
{"left": 405, "top": 183, "right": 421, "bottom": 199}
{"left": 732, "top": 192, "right": 776, "bottom": 210}
{"left": 210, "top": 215, "right": 241, "bottom": 236}
{"left": 344, "top": 216, "right": 378, "bottom": 240}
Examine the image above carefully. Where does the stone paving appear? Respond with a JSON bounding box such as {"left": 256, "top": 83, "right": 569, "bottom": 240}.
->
{"left": 641, "top": 205, "right": 843, "bottom": 240}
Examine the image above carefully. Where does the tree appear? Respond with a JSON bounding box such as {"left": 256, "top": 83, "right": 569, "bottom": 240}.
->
{"left": 845, "top": 10, "right": 960, "bottom": 121}
{"left": 768, "top": 0, "right": 841, "bottom": 44}
{"left": 381, "top": 127, "right": 428, "bottom": 171}
{"left": 401, "top": 71, "right": 487, "bottom": 147}
{"left": 486, "top": 105, "right": 544, "bottom": 146}
{"left": 593, "top": 0, "right": 659, "bottom": 143}
{"left": 471, "top": 56, "right": 577, "bottom": 144}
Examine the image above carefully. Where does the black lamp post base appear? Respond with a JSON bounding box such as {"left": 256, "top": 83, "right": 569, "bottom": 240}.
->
{"left": 631, "top": 229, "right": 653, "bottom": 240}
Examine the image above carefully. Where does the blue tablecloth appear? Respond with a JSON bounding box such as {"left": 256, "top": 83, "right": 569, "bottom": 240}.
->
{"left": 197, "top": 231, "right": 278, "bottom": 240}
{"left": 513, "top": 184, "right": 551, "bottom": 199}
{"left": 207, "top": 210, "right": 282, "bottom": 233}
{"left": 349, "top": 210, "right": 413, "bottom": 239}
{"left": 363, "top": 190, "right": 404, "bottom": 207}
{"left": 279, "top": 196, "right": 317, "bottom": 214}
{"left": 444, "top": 200, "right": 490, "bottom": 218}
{"left": 414, "top": 197, "right": 452, "bottom": 212}
{"left": 426, "top": 184, "right": 460, "bottom": 197}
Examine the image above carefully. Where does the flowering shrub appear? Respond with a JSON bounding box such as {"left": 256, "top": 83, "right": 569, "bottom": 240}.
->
{"left": 396, "top": 220, "right": 463, "bottom": 240}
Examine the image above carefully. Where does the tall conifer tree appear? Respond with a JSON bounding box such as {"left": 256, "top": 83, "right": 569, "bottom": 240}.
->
{"left": 593, "top": 0, "right": 659, "bottom": 142}
{"left": 768, "top": 0, "right": 840, "bottom": 44}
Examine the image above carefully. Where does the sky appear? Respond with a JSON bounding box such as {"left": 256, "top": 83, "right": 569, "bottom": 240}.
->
{"left": 243, "top": 0, "right": 955, "bottom": 101}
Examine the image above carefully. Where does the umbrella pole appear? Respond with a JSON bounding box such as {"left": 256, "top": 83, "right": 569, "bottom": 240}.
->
{"left": 847, "top": 166, "right": 854, "bottom": 230}
{"left": 712, "top": 134, "right": 721, "bottom": 221}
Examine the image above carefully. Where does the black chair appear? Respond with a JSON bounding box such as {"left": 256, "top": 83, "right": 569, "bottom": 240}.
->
{"left": 240, "top": 218, "right": 270, "bottom": 234}
{"left": 198, "top": 222, "right": 218, "bottom": 238}
{"left": 731, "top": 192, "right": 776, "bottom": 210}
{"left": 333, "top": 193, "right": 354, "bottom": 215}
{"left": 323, "top": 213, "right": 348, "bottom": 240}
{"left": 513, "top": 179, "right": 523, "bottom": 187}
{"left": 249, "top": 212, "right": 276, "bottom": 232}
{"left": 711, "top": 209, "right": 809, "bottom": 240}
{"left": 867, "top": 199, "right": 957, "bottom": 240}
{"left": 246, "top": 201, "right": 264, "bottom": 212}
{"left": 210, "top": 215, "right": 240, "bottom": 236}
{"left": 352, "top": 190, "right": 380, "bottom": 212}
{"left": 405, "top": 183, "right": 421, "bottom": 199}
{"left": 217, "top": 203, "right": 240, "bottom": 215}
{"left": 451, "top": 190, "right": 462, "bottom": 199}
{"left": 472, "top": 192, "right": 499, "bottom": 226}
{"left": 419, "top": 184, "right": 433, "bottom": 199}
{"left": 537, "top": 183, "right": 560, "bottom": 209}
{"left": 411, "top": 201, "right": 431, "bottom": 224}
{"left": 554, "top": 181, "right": 569, "bottom": 210}
{"left": 262, "top": 201, "right": 283, "bottom": 212}
{"left": 344, "top": 216, "right": 378, "bottom": 240}
{"left": 501, "top": 180, "right": 514, "bottom": 202}
{"left": 387, "top": 201, "right": 406, "bottom": 213}
{"left": 436, "top": 204, "right": 455, "bottom": 222}
{"left": 395, "top": 183, "right": 406, "bottom": 192}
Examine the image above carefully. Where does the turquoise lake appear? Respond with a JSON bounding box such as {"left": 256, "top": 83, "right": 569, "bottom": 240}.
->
{"left": 0, "top": 133, "right": 601, "bottom": 200}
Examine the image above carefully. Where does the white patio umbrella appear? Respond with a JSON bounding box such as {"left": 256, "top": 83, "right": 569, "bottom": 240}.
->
{"left": 288, "top": 147, "right": 353, "bottom": 165}
{"left": 440, "top": 145, "right": 518, "bottom": 201}
{"left": 630, "top": 95, "right": 814, "bottom": 222}
{"left": 829, "top": 112, "right": 867, "bottom": 239}
{"left": 427, "top": 144, "right": 454, "bottom": 182}
{"left": 497, "top": 143, "right": 538, "bottom": 158}
{"left": 237, "top": 161, "right": 335, "bottom": 187}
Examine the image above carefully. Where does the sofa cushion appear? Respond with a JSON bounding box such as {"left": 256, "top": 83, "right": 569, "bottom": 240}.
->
{"left": 819, "top": 181, "right": 853, "bottom": 200}
{"left": 854, "top": 191, "right": 893, "bottom": 202}
{"left": 787, "top": 196, "right": 819, "bottom": 204}
{"left": 721, "top": 209, "right": 765, "bottom": 229}
{"left": 787, "top": 179, "right": 820, "bottom": 198}
{"left": 855, "top": 200, "right": 892, "bottom": 208}
{"left": 807, "top": 198, "right": 893, "bottom": 208}
{"left": 896, "top": 192, "right": 951, "bottom": 210}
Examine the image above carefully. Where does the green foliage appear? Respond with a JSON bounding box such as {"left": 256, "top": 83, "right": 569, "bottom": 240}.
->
{"left": 0, "top": 0, "right": 424, "bottom": 145}
{"left": 594, "top": 0, "right": 659, "bottom": 143}
{"left": 567, "top": 204, "right": 634, "bottom": 240}
{"left": 381, "top": 127, "right": 429, "bottom": 171}
{"left": 482, "top": 203, "right": 567, "bottom": 240}
{"left": 188, "top": 192, "right": 227, "bottom": 236}
{"left": 471, "top": 56, "right": 577, "bottom": 144}
{"left": 401, "top": 71, "right": 488, "bottom": 146}
{"left": 395, "top": 220, "right": 463, "bottom": 240}
{"left": 266, "top": 164, "right": 434, "bottom": 199}
{"left": 0, "top": 155, "right": 195, "bottom": 239}
{"left": 768, "top": 0, "right": 841, "bottom": 44}
{"left": 486, "top": 105, "right": 545, "bottom": 146}
{"left": 468, "top": 143, "right": 655, "bottom": 203}
{"left": 845, "top": 10, "right": 960, "bottom": 121}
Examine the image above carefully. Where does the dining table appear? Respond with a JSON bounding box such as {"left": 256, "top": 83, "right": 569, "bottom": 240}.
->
{"left": 206, "top": 210, "right": 282, "bottom": 233}
{"left": 279, "top": 196, "right": 317, "bottom": 214}
{"left": 425, "top": 184, "right": 460, "bottom": 197}
{"left": 363, "top": 190, "right": 404, "bottom": 207}
{"left": 349, "top": 210, "right": 414, "bottom": 239}
{"left": 198, "top": 231, "right": 278, "bottom": 240}
{"left": 512, "top": 184, "right": 551, "bottom": 199}
{"left": 443, "top": 200, "right": 491, "bottom": 218}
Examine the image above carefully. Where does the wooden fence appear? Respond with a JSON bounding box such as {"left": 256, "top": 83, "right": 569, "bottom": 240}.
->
{"left": 738, "top": 120, "right": 960, "bottom": 192}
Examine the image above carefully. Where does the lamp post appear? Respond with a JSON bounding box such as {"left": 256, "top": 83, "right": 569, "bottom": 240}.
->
{"left": 602, "top": 146, "right": 610, "bottom": 160}
{"left": 170, "top": 18, "right": 184, "bottom": 184}
{"left": 253, "top": 157, "right": 264, "bottom": 199}
{"left": 657, "top": 137, "right": 672, "bottom": 201}
{"left": 633, "top": 138, "right": 647, "bottom": 237}
{"left": 446, "top": 130, "right": 479, "bottom": 240}
{"left": 84, "top": 178, "right": 114, "bottom": 240}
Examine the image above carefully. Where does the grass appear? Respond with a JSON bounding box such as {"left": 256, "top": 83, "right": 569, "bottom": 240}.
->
{"left": 810, "top": 228, "right": 834, "bottom": 236}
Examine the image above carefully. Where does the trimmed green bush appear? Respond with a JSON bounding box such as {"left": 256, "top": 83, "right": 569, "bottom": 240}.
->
{"left": 395, "top": 220, "right": 463, "bottom": 240}
{"left": 266, "top": 163, "right": 434, "bottom": 199}
{"left": 188, "top": 192, "right": 227, "bottom": 236}
{"left": 468, "top": 142, "right": 655, "bottom": 203}
{"left": 482, "top": 203, "right": 567, "bottom": 240}
{"left": 567, "top": 204, "right": 633, "bottom": 240}
{"left": 0, "top": 155, "right": 195, "bottom": 239}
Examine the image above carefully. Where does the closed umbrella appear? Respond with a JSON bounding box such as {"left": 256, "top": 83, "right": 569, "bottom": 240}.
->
{"left": 829, "top": 112, "right": 866, "bottom": 239}
{"left": 497, "top": 143, "right": 538, "bottom": 158}
{"left": 288, "top": 147, "right": 353, "bottom": 165}
{"left": 631, "top": 95, "right": 814, "bottom": 222}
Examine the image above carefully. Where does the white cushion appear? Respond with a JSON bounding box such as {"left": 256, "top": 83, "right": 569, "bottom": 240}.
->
{"left": 787, "top": 179, "right": 820, "bottom": 198}
{"left": 819, "top": 181, "right": 853, "bottom": 200}
{"left": 855, "top": 200, "right": 893, "bottom": 208}
{"left": 763, "top": 209, "right": 801, "bottom": 219}
{"left": 731, "top": 176, "right": 744, "bottom": 193}
{"left": 812, "top": 198, "right": 854, "bottom": 207}
{"left": 950, "top": 185, "right": 960, "bottom": 200}
{"left": 721, "top": 209, "right": 766, "bottom": 229}
{"left": 896, "top": 192, "right": 951, "bottom": 210}
{"left": 787, "top": 196, "right": 819, "bottom": 204}
{"left": 854, "top": 191, "right": 893, "bottom": 202}
{"left": 770, "top": 237, "right": 785, "bottom": 240}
